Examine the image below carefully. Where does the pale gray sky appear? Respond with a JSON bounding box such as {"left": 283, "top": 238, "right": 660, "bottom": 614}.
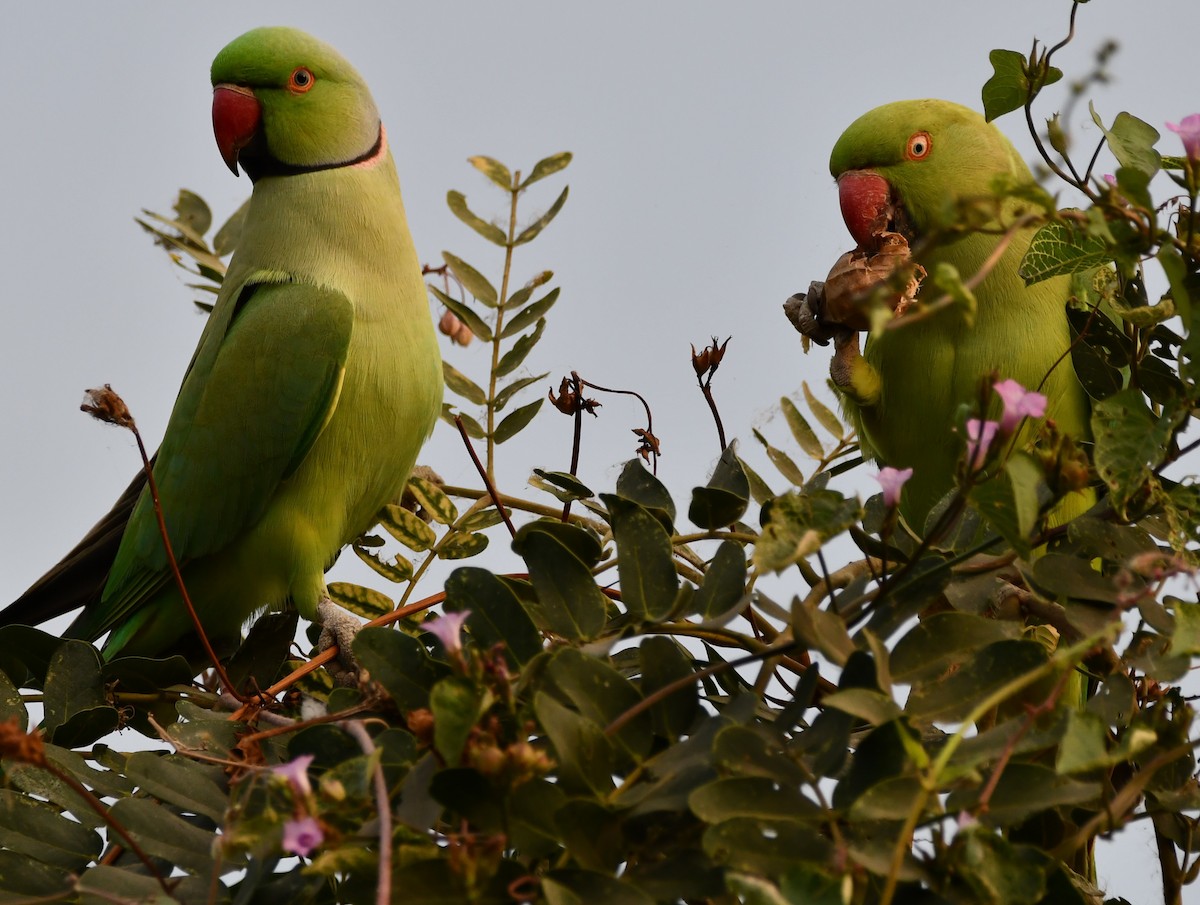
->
{"left": 1, "top": 2, "right": 1196, "bottom": 898}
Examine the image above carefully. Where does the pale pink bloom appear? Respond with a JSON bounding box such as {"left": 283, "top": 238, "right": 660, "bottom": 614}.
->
{"left": 993, "top": 379, "right": 1047, "bottom": 434}
{"left": 282, "top": 816, "right": 324, "bottom": 857}
{"left": 875, "top": 466, "right": 914, "bottom": 508}
{"left": 425, "top": 609, "right": 472, "bottom": 654}
{"left": 270, "top": 754, "right": 314, "bottom": 798}
{"left": 1166, "top": 114, "right": 1200, "bottom": 162}
{"left": 1102, "top": 173, "right": 1116, "bottom": 185}
{"left": 966, "top": 419, "right": 999, "bottom": 471}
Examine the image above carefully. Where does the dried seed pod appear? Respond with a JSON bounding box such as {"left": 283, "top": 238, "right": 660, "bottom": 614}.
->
{"left": 820, "top": 231, "right": 925, "bottom": 330}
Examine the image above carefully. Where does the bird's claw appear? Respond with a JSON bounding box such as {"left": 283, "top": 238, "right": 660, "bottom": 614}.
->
{"left": 316, "top": 598, "right": 365, "bottom": 687}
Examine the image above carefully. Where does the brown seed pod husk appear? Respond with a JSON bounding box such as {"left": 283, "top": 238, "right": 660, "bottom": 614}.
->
{"left": 820, "top": 231, "right": 925, "bottom": 330}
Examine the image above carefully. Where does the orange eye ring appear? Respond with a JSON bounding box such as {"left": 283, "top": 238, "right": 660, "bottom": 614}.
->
{"left": 289, "top": 67, "right": 315, "bottom": 93}
{"left": 905, "top": 131, "right": 932, "bottom": 160}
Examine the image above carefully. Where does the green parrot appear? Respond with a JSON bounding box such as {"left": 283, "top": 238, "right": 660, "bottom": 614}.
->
{"left": 2, "top": 27, "right": 442, "bottom": 662}
{"left": 810, "top": 98, "right": 1091, "bottom": 529}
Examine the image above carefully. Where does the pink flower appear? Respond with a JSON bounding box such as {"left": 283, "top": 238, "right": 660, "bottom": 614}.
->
{"left": 282, "top": 816, "right": 324, "bottom": 858}
{"left": 1166, "top": 114, "right": 1200, "bottom": 162}
{"left": 425, "top": 609, "right": 472, "bottom": 654}
{"left": 1102, "top": 173, "right": 1116, "bottom": 185}
{"left": 875, "top": 466, "right": 913, "bottom": 508}
{"left": 270, "top": 754, "right": 314, "bottom": 798}
{"left": 966, "top": 419, "right": 999, "bottom": 471}
{"left": 993, "top": 379, "right": 1047, "bottom": 434}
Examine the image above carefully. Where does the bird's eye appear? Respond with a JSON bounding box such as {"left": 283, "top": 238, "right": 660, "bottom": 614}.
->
{"left": 906, "top": 131, "right": 932, "bottom": 160}
{"left": 289, "top": 67, "right": 315, "bottom": 93}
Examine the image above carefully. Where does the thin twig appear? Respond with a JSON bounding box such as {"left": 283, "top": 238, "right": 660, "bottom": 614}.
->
{"left": 454, "top": 415, "right": 516, "bottom": 538}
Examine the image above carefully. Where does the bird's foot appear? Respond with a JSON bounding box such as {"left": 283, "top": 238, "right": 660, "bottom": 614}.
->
{"left": 316, "top": 598, "right": 365, "bottom": 687}
{"left": 783, "top": 281, "right": 841, "bottom": 347}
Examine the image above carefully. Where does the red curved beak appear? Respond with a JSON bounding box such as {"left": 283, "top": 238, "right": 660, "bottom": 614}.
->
{"left": 212, "top": 84, "right": 261, "bottom": 176}
{"left": 837, "top": 171, "right": 893, "bottom": 249}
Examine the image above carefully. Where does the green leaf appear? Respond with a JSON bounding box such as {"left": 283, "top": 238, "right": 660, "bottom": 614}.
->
{"left": 754, "top": 489, "right": 861, "bottom": 573}
{"left": 446, "top": 190, "right": 507, "bottom": 245}
{"left": 437, "top": 531, "right": 490, "bottom": 560}
{"left": 352, "top": 627, "right": 438, "bottom": 710}
{"left": 1170, "top": 600, "right": 1200, "bottom": 656}
{"left": 502, "top": 287, "right": 560, "bottom": 338}
{"left": 173, "top": 188, "right": 212, "bottom": 238}
{"left": 443, "top": 251, "right": 498, "bottom": 308}
{"left": 467, "top": 155, "right": 513, "bottom": 190}
{"left": 496, "top": 318, "right": 546, "bottom": 377}
{"left": 457, "top": 506, "right": 506, "bottom": 533}
{"left": 512, "top": 523, "right": 608, "bottom": 640}
{"left": 521, "top": 151, "right": 573, "bottom": 189}
{"left": 444, "top": 568, "right": 542, "bottom": 666}
{"left": 495, "top": 398, "right": 544, "bottom": 443}
{"left": 534, "top": 691, "right": 615, "bottom": 795}
{"left": 702, "top": 818, "right": 831, "bottom": 876}
{"left": 947, "top": 829, "right": 1052, "bottom": 905}
{"left": 0, "top": 790, "right": 102, "bottom": 870}
{"left": 781, "top": 396, "right": 823, "bottom": 459}
{"left": 615, "top": 458, "right": 676, "bottom": 529}
{"left": 532, "top": 469, "right": 594, "bottom": 502}
{"left": 968, "top": 452, "right": 1047, "bottom": 557}
{"left": 689, "top": 445, "right": 750, "bottom": 529}
{"left": 380, "top": 502, "right": 438, "bottom": 552}
{"left": 442, "top": 361, "right": 488, "bottom": 405}
{"left": 107, "top": 797, "right": 219, "bottom": 874}
{"left": 504, "top": 270, "right": 554, "bottom": 310}
{"left": 515, "top": 186, "right": 569, "bottom": 246}
{"left": 1056, "top": 709, "right": 1111, "bottom": 774}
{"left": 1090, "top": 104, "right": 1162, "bottom": 176}
{"left": 753, "top": 428, "right": 806, "bottom": 487}
{"left": 495, "top": 371, "right": 550, "bottom": 411}
{"left": 906, "top": 639, "right": 1049, "bottom": 722}
{"left": 212, "top": 196, "right": 249, "bottom": 256}
{"left": 428, "top": 283, "right": 494, "bottom": 342}
{"left": 1019, "top": 220, "right": 1112, "bottom": 284}
{"left": 692, "top": 541, "right": 747, "bottom": 619}
{"left": 638, "top": 636, "right": 698, "bottom": 741}
{"left": 602, "top": 494, "right": 679, "bottom": 622}
{"left": 124, "top": 752, "right": 227, "bottom": 822}
{"left": 791, "top": 596, "right": 856, "bottom": 667}
{"left": 442, "top": 405, "right": 487, "bottom": 440}
{"left": 802, "top": 381, "right": 842, "bottom": 438}
{"left": 350, "top": 540, "right": 412, "bottom": 580}
{"left": 946, "top": 763, "right": 1100, "bottom": 828}
{"left": 1092, "top": 387, "right": 1178, "bottom": 516}
{"left": 689, "top": 776, "right": 820, "bottom": 823}
{"left": 545, "top": 648, "right": 651, "bottom": 760}
{"left": 407, "top": 474, "right": 458, "bottom": 525}
{"left": 982, "top": 48, "right": 1060, "bottom": 122}
{"left": 931, "top": 261, "right": 977, "bottom": 326}
{"left": 42, "top": 640, "right": 110, "bottom": 744}
{"left": 891, "top": 612, "right": 1020, "bottom": 683}
{"left": 431, "top": 676, "right": 488, "bottom": 764}
{"left": 327, "top": 581, "right": 393, "bottom": 620}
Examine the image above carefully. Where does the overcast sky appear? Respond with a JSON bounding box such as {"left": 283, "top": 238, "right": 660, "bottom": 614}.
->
{"left": 1, "top": 2, "right": 1196, "bottom": 897}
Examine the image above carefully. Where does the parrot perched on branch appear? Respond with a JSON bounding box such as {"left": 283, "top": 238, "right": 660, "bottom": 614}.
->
{"left": 793, "top": 99, "right": 1091, "bottom": 529}
{"left": 2, "top": 27, "right": 442, "bottom": 661}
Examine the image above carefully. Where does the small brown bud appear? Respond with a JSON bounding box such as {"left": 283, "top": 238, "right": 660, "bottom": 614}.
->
{"left": 80, "top": 385, "right": 135, "bottom": 430}
{"left": 438, "top": 310, "right": 474, "bottom": 347}
{"left": 0, "top": 718, "right": 46, "bottom": 767}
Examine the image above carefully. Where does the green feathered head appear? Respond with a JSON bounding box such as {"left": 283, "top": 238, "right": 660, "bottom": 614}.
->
{"left": 829, "top": 99, "right": 1031, "bottom": 245}
{"left": 211, "top": 27, "right": 381, "bottom": 181}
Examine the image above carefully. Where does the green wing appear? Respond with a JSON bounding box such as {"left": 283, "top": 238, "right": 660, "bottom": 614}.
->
{"left": 72, "top": 280, "right": 353, "bottom": 640}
